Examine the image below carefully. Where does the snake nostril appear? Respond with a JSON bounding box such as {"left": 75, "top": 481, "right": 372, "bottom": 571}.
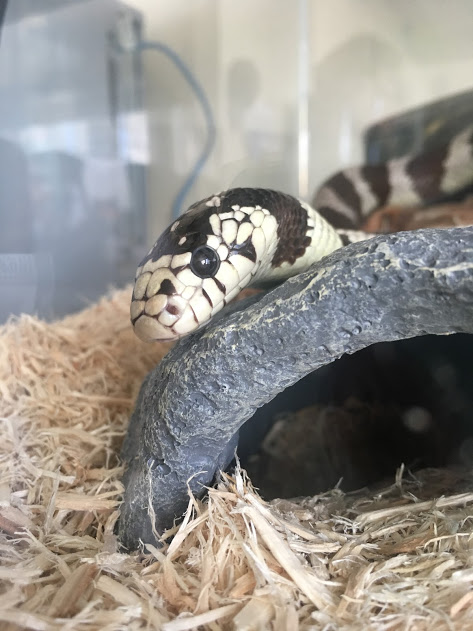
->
{"left": 165, "top": 304, "right": 180, "bottom": 316}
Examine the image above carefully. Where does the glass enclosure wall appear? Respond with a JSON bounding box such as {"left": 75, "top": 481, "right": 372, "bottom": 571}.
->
{"left": 1, "top": 0, "right": 472, "bottom": 320}
{"left": 0, "top": 0, "right": 147, "bottom": 319}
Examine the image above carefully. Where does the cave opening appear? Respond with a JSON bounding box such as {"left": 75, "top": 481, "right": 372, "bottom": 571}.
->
{"left": 239, "top": 333, "right": 473, "bottom": 499}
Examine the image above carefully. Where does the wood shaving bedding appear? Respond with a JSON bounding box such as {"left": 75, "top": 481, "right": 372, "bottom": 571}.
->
{"left": 0, "top": 287, "right": 472, "bottom": 630}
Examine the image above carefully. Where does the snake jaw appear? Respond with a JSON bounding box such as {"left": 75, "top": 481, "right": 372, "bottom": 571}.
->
{"left": 131, "top": 249, "right": 257, "bottom": 342}
{"left": 131, "top": 261, "right": 209, "bottom": 342}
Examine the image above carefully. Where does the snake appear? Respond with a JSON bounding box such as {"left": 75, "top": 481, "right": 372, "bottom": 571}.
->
{"left": 131, "top": 126, "right": 473, "bottom": 343}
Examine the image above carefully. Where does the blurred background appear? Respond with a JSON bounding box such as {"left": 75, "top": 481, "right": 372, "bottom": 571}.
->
{"left": 0, "top": 0, "right": 472, "bottom": 321}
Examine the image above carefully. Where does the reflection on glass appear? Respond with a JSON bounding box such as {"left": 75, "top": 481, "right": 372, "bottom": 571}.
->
{"left": 0, "top": 0, "right": 147, "bottom": 320}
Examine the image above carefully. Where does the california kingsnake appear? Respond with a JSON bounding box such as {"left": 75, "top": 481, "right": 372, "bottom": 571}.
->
{"left": 131, "top": 126, "right": 473, "bottom": 342}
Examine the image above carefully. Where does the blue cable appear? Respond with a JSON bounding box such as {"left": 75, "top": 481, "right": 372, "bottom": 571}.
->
{"left": 134, "top": 41, "right": 216, "bottom": 219}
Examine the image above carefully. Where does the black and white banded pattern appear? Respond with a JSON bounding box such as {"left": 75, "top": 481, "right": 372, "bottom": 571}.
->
{"left": 313, "top": 126, "right": 473, "bottom": 229}
{"left": 131, "top": 127, "right": 473, "bottom": 342}
{"left": 131, "top": 189, "right": 340, "bottom": 341}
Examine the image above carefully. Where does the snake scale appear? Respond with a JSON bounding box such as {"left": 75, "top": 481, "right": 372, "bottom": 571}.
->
{"left": 131, "top": 126, "right": 473, "bottom": 342}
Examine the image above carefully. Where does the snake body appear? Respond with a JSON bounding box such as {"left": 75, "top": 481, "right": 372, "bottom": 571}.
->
{"left": 131, "top": 126, "right": 473, "bottom": 342}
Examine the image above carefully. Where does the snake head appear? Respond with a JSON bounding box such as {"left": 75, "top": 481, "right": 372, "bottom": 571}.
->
{"left": 131, "top": 190, "right": 279, "bottom": 342}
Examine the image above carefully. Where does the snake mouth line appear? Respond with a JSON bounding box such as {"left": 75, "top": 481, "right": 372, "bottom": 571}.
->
{"left": 132, "top": 266, "right": 257, "bottom": 342}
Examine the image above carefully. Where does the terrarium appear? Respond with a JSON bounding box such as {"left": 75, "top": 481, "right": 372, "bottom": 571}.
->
{"left": 1, "top": 2, "right": 473, "bottom": 629}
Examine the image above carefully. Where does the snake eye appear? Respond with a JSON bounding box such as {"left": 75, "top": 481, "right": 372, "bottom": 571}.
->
{"left": 190, "top": 245, "right": 220, "bottom": 278}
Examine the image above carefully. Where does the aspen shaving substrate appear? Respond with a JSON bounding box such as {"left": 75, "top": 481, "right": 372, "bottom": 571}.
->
{"left": 0, "top": 287, "right": 472, "bottom": 630}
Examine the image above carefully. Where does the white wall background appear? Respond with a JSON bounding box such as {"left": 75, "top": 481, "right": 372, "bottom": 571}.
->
{"left": 125, "top": 0, "right": 473, "bottom": 241}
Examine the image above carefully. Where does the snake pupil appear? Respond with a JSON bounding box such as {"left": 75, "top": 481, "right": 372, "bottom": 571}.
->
{"left": 190, "top": 245, "right": 220, "bottom": 278}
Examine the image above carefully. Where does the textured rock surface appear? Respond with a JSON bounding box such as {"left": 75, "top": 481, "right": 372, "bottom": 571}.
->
{"left": 119, "top": 227, "right": 473, "bottom": 550}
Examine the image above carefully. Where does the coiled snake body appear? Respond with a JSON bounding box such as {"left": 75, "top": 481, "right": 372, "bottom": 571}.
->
{"left": 131, "top": 126, "right": 473, "bottom": 342}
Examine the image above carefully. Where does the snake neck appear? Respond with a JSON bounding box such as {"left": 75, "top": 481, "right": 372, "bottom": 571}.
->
{"left": 251, "top": 200, "right": 344, "bottom": 285}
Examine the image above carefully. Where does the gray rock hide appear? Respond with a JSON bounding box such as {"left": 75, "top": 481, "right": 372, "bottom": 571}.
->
{"left": 119, "top": 227, "right": 473, "bottom": 550}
